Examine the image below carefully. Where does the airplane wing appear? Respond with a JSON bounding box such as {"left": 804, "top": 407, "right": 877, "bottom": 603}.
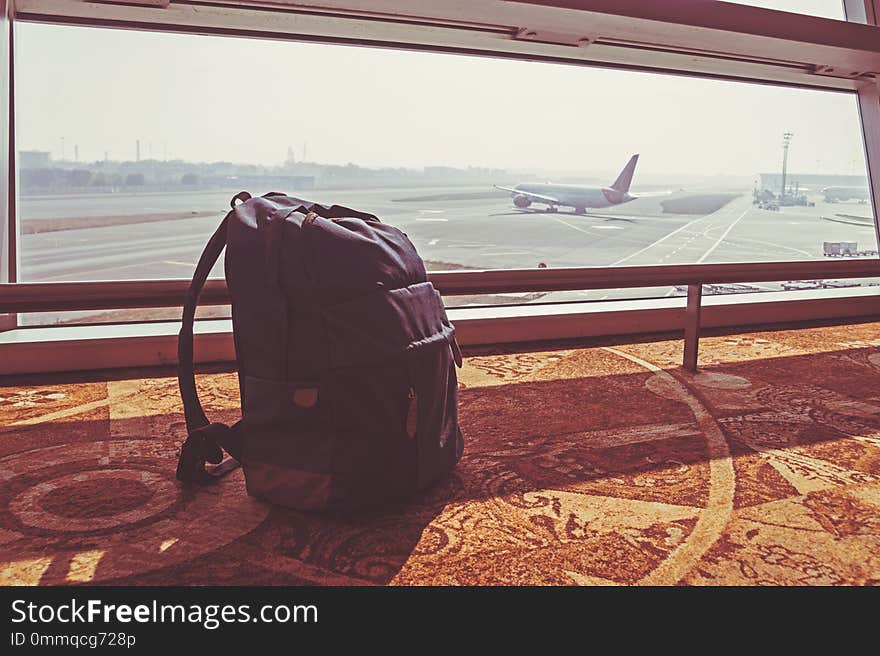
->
{"left": 494, "top": 185, "right": 561, "bottom": 205}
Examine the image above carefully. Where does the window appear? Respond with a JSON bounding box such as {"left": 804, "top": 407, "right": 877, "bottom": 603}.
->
{"left": 728, "top": 0, "right": 846, "bottom": 20}
{"left": 14, "top": 17, "right": 877, "bottom": 324}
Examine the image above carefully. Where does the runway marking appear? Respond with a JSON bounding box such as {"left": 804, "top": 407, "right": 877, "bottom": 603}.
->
{"left": 34, "top": 260, "right": 184, "bottom": 282}
{"left": 611, "top": 213, "right": 713, "bottom": 266}
{"left": 163, "top": 260, "right": 196, "bottom": 268}
{"left": 418, "top": 209, "right": 444, "bottom": 214}
{"left": 731, "top": 236, "right": 813, "bottom": 258}
{"left": 552, "top": 217, "right": 594, "bottom": 235}
{"left": 697, "top": 208, "right": 750, "bottom": 263}
{"left": 428, "top": 239, "right": 439, "bottom": 246}
{"left": 416, "top": 218, "right": 448, "bottom": 222}
{"left": 592, "top": 226, "right": 623, "bottom": 230}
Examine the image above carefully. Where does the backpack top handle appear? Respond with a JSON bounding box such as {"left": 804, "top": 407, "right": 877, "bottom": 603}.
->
{"left": 260, "top": 191, "right": 380, "bottom": 223}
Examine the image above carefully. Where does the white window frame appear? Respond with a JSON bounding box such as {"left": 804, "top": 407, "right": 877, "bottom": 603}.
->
{"left": 1, "top": 0, "right": 880, "bottom": 374}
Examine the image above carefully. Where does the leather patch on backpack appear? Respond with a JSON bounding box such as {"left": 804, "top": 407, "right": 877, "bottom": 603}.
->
{"left": 292, "top": 387, "right": 319, "bottom": 408}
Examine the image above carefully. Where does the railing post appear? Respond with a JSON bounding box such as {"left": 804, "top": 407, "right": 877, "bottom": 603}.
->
{"left": 683, "top": 283, "right": 702, "bottom": 372}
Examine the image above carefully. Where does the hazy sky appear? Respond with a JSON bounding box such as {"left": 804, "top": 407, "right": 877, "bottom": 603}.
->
{"left": 16, "top": 0, "right": 868, "bottom": 181}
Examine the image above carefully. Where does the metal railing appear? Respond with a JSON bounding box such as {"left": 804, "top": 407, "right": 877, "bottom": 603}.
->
{"left": 3, "top": 258, "right": 880, "bottom": 370}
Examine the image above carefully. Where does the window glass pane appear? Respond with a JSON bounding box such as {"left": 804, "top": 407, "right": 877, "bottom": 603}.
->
{"left": 727, "top": 1, "right": 845, "bottom": 20}
{"left": 16, "top": 22, "right": 876, "bottom": 324}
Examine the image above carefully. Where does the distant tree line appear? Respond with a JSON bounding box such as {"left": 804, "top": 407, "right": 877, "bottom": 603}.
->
{"left": 21, "top": 168, "right": 203, "bottom": 189}
{"left": 19, "top": 156, "right": 507, "bottom": 194}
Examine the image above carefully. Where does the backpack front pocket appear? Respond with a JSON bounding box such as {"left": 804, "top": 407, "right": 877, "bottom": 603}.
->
{"left": 239, "top": 375, "right": 333, "bottom": 510}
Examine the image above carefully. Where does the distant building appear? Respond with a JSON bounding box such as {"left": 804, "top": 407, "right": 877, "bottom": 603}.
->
{"left": 290, "top": 175, "right": 315, "bottom": 190}
{"left": 423, "top": 166, "right": 461, "bottom": 178}
{"left": 220, "top": 174, "right": 315, "bottom": 191}
{"left": 20, "top": 150, "right": 51, "bottom": 169}
{"left": 758, "top": 172, "right": 868, "bottom": 191}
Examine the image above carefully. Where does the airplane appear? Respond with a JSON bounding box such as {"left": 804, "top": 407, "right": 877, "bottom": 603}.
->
{"left": 495, "top": 154, "right": 644, "bottom": 215}
{"left": 821, "top": 186, "right": 870, "bottom": 203}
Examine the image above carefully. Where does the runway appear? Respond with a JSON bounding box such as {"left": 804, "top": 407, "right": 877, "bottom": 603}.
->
{"left": 17, "top": 186, "right": 879, "bottom": 321}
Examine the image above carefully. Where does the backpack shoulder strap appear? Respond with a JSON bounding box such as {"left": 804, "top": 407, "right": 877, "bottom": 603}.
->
{"left": 176, "top": 201, "right": 243, "bottom": 483}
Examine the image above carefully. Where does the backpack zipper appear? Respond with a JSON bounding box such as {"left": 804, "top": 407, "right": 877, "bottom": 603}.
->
{"left": 299, "top": 210, "right": 320, "bottom": 290}
{"left": 405, "top": 386, "right": 418, "bottom": 439}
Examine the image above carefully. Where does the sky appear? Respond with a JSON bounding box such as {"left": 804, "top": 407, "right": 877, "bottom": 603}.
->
{"left": 15, "top": 0, "right": 869, "bottom": 182}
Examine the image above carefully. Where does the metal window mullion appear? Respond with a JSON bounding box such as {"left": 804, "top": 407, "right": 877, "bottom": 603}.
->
{"left": 846, "top": 1, "right": 880, "bottom": 245}
{"left": 7, "top": 2, "right": 14, "bottom": 286}
{"left": 0, "top": 0, "right": 15, "bottom": 331}
{"left": 856, "top": 81, "right": 880, "bottom": 242}
{"left": 12, "top": 0, "right": 880, "bottom": 92}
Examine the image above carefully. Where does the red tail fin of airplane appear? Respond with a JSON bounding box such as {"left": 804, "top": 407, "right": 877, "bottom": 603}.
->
{"left": 611, "top": 154, "right": 639, "bottom": 193}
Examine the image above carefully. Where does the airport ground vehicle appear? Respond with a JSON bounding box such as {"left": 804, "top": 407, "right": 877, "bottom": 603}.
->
{"left": 673, "top": 283, "right": 762, "bottom": 295}
{"left": 823, "top": 241, "right": 878, "bottom": 257}
{"left": 781, "top": 279, "right": 862, "bottom": 290}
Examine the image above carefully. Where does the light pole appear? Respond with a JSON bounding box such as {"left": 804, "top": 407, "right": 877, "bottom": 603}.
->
{"left": 780, "top": 132, "right": 793, "bottom": 202}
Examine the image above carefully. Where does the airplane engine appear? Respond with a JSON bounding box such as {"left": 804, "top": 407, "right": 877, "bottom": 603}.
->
{"left": 513, "top": 194, "right": 531, "bottom": 208}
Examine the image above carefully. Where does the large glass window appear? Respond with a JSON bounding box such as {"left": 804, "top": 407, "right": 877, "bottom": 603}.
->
{"left": 728, "top": 1, "right": 846, "bottom": 19}
{"left": 16, "top": 21, "right": 875, "bottom": 324}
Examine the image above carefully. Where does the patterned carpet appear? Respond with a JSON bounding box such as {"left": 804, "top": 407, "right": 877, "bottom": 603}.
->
{"left": 2, "top": 321, "right": 880, "bottom": 586}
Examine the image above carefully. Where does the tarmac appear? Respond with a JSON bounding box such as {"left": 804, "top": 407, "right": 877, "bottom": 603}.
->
{"left": 17, "top": 186, "right": 878, "bottom": 322}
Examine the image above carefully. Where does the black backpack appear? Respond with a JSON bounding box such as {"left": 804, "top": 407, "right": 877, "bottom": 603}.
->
{"left": 176, "top": 191, "right": 464, "bottom": 510}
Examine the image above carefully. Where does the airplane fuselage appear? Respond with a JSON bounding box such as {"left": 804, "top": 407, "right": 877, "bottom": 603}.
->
{"left": 513, "top": 182, "right": 635, "bottom": 211}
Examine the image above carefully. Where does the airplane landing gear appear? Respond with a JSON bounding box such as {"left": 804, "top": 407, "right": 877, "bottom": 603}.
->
{"left": 574, "top": 207, "right": 587, "bottom": 215}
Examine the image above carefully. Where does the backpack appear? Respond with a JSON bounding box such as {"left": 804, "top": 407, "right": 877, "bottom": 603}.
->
{"left": 176, "top": 191, "right": 464, "bottom": 511}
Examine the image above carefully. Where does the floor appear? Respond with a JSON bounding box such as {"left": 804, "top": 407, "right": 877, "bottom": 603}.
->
{"left": 2, "top": 321, "right": 880, "bottom": 585}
